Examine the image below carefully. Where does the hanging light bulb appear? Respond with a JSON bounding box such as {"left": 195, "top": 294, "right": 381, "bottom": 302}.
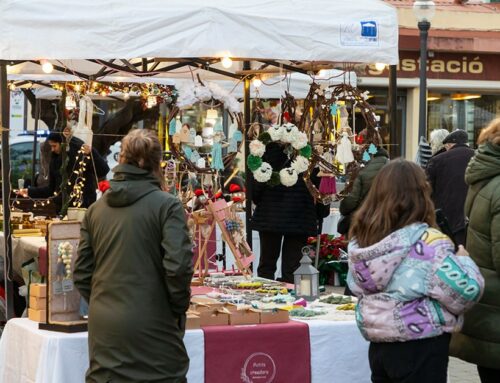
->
{"left": 221, "top": 56, "right": 233, "bottom": 69}
{"left": 100, "top": 90, "right": 107, "bottom": 97}
{"left": 40, "top": 59, "right": 54, "bottom": 74}
{"left": 74, "top": 83, "right": 81, "bottom": 92}
{"left": 252, "top": 77, "right": 262, "bottom": 88}
{"left": 317, "top": 69, "right": 328, "bottom": 78}
{"left": 374, "top": 63, "right": 387, "bottom": 71}
{"left": 147, "top": 95, "right": 158, "bottom": 109}
{"left": 123, "top": 92, "right": 130, "bottom": 100}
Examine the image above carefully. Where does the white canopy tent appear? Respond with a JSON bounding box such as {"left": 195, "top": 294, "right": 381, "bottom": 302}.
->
{"left": 0, "top": 0, "right": 398, "bottom": 319}
{"left": 0, "top": 0, "right": 398, "bottom": 63}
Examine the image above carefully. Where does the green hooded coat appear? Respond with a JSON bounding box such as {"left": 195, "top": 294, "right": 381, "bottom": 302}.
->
{"left": 450, "top": 141, "right": 500, "bottom": 369}
{"left": 74, "top": 164, "right": 194, "bottom": 383}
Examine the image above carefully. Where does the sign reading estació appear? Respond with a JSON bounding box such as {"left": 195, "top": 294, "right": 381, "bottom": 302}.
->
{"left": 365, "top": 51, "right": 499, "bottom": 81}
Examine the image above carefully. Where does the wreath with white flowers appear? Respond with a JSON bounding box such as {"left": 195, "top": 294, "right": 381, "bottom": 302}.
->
{"left": 247, "top": 123, "right": 312, "bottom": 187}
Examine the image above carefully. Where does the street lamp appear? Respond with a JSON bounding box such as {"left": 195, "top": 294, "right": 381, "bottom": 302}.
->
{"left": 413, "top": 0, "right": 435, "bottom": 141}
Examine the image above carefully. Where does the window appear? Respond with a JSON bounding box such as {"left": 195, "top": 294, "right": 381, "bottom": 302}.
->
{"left": 427, "top": 93, "right": 500, "bottom": 147}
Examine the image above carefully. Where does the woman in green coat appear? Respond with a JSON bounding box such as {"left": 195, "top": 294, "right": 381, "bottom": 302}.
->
{"left": 450, "top": 118, "right": 500, "bottom": 383}
{"left": 74, "top": 129, "right": 194, "bottom": 383}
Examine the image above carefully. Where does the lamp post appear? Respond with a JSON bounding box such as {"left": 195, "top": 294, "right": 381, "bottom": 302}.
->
{"left": 413, "top": 0, "right": 436, "bottom": 141}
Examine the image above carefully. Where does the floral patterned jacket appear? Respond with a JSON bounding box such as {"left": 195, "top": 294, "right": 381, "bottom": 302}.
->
{"left": 347, "top": 223, "right": 484, "bottom": 343}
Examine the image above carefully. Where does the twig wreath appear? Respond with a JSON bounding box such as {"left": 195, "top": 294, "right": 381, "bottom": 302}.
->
{"left": 300, "top": 82, "right": 379, "bottom": 203}
{"left": 247, "top": 123, "right": 312, "bottom": 187}
{"left": 167, "top": 75, "right": 244, "bottom": 175}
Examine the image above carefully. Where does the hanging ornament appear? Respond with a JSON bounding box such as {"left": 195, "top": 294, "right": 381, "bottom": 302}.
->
{"left": 228, "top": 138, "right": 238, "bottom": 153}
{"left": 182, "top": 145, "right": 193, "bottom": 160}
{"left": 169, "top": 119, "right": 176, "bottom": 136}
{"left": 232, "top": 130, "right": 243, "bottom": 142}
{"left": 368, "top": 143, "right": 378, "bottom": 155}
{"left": 335, "top": 132, "right": 354, "bottom": 165}
{"left": 211, "top": 133, "right": 224, "bottom": 171}
{"left": 189, "top": 128, "right": 197, "bottom": 144}
{"left": 190, "top": 150, "right": 201, "bottom": 163}
{"left": 194, "top": 135, "right": 203, "bottom": 147}
{"left": 73, "top": 95, "right": 94, "bottom": 147}
{"left": 318, "top": 151, "right": 337, "bottom": 195}
{"left": 362, "top": 150, "right": 371, "bottom": 162}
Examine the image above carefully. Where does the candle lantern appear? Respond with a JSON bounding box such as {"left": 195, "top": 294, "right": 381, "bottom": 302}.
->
{"left": 293, "top": 248, "right": 319, "bottom": 301}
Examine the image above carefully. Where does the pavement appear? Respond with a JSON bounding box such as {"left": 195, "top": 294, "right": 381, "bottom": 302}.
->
{"left": 448, "top": 357, "right": 480, "bottom": 383}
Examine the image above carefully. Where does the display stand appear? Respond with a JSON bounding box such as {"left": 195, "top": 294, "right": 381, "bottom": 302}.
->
{"left": 191, "top": 199, "right": 254, "bottom": 283}
{"left": 39, "top": 221, "right": 87, "bottom": 333}
{"left": 206, "top": 199, "right": 254, "bottom": 277}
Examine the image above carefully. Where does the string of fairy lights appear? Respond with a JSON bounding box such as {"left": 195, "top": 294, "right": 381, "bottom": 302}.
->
{"left": 11, "top": 146, "right": 96, "bottom": 211}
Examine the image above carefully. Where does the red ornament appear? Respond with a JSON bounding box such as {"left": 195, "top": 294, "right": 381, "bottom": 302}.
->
{"left": 98, "top": 180, "right": 110, "bottom": 193}
{"left": 229, "top": 184, "right": 242, "bottom": 193}
{"left": 283, "top": 111, "right": 290, "bottom": 123}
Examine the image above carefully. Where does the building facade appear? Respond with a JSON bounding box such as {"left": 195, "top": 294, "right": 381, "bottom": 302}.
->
{"left": 360, "top": 0, "right": 500, "bottom": 159}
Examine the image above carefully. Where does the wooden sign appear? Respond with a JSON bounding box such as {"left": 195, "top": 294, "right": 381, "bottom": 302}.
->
{"left": 39, "top": 221, "right": 87, "bottom": 332}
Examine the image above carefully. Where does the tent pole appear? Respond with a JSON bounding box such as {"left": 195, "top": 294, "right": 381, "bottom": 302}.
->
{"left": 388, "top": 64, "right": 399, "bottom": 158}
{"left": 0, "top": 61, "right": 15, "bottom": 320}
{"left": 31, "top": 98, "right": 40, "bottom": 185}
{"left": 243, "top": 61, "right": 252, "bottom": 252}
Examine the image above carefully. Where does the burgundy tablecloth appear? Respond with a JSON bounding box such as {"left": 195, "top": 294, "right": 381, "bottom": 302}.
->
{"left": 203, "top": 321, "right": 311, "bottom": 383}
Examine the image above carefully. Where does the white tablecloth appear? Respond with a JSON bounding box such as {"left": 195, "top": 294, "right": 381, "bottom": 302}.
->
{"left": 0, "top": 232, "right": 46, "bottom": 278}
{"left": 0, "top": 318, "right": 369, "bottom": 383}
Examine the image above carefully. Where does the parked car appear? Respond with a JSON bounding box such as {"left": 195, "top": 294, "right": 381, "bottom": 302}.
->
{"left": 0, "top": 133, "right": 47, "bottom": 189}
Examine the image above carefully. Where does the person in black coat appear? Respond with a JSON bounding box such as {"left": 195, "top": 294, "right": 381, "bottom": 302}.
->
{"left": 251, "top": 142, "right": 323, "bottom": 283}
{"left": 20, "top": 130, "right": 109, "bottom": 215}
{"left": 426, "top": 130, "right": 474, "bottom": 246}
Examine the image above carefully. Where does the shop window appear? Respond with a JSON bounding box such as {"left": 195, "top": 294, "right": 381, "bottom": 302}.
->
{"left": 359, "top": 88, "right": 407, "bottom": 157}
{"left": 427, "top": 93, "right": 500, "bottom": 147}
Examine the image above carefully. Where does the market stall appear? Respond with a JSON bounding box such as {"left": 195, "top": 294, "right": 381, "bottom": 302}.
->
{"left": 0, "top": 316, "right": 370, "bottom": 383}
{"left": 0, "top": 1, "right": 398, "bottom": 382}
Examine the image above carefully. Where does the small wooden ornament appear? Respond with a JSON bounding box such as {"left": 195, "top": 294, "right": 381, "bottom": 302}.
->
{"left": 194, "top": 135, "right": 203, "bottom": 147}
{"left": 180, "top": 126, "right": 190, "bottom": 143}
{"left": 197, "top": 157, "right": 206, "bottom": 168}
{"left": 173, "top": 133, "right": 181, "bottom": 144}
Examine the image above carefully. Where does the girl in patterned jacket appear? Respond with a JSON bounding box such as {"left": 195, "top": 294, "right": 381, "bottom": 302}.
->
{"left": 346, "top": 159, "right": 484, "bottom": 383}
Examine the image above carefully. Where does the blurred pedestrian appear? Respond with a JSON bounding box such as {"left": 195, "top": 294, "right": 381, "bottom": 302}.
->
{"left": 18, "top": 129, "right": 109, "bottom": 215}
{"left": 426, "top": 130, "right": 474, "bottom": 246}
{"left": 450, "top": 118, "right": 500, "bottom": 383}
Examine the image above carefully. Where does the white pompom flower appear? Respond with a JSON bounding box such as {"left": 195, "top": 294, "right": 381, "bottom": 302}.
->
{"left": 268, "top": 124, "right": 283, "bottom": 141}
{"left": 291, "top": 155, "right": 309, "bottom": 174}
{"left": 281, "top": 123, "right": 299, "bottom": 143}
{"left": 253, "top": 162, "right": 273, "bottom": 183}
{"left": 249, "top": 140, "right": 266, "bottom": 157}
{"left": 279, "top": 167, "right": 298, "bottom": 187}
{"left": 291, "top": 131, "right": 308, "bottom": 150}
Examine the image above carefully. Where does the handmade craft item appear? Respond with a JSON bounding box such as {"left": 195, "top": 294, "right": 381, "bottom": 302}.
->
{"left": 247, "top": 123, "right": 311, "bottom": 187}
{"left": 73, "top": 95, "right": 93, "bottom": 147}
{"left": 335, "top": 132, "right": 354, "bottom": 165}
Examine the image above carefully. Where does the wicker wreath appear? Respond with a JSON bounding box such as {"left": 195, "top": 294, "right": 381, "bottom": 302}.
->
{"left": 300, "top": 82, "right": 379, "bottom": 203}
{"left": 167, "top": 78, "right": 244, "bottom": 175}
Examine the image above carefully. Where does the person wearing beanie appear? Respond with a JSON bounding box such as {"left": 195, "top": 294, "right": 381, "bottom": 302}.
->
{"left": 426, "top": 129, "right": 474, "bottom": 246}
{"left": 18, "top": 128, "right": 109, "bottom": 215}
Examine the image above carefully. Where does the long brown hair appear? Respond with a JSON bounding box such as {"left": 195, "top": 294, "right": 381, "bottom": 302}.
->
{"left": 348, "top": 159, "right": 436, "bottom": 247}
{"left": 478, "top": 117, "right": 500, "bottom": 145}
{"left": 119, "top": 129, "right": 166, "bottom": 189}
